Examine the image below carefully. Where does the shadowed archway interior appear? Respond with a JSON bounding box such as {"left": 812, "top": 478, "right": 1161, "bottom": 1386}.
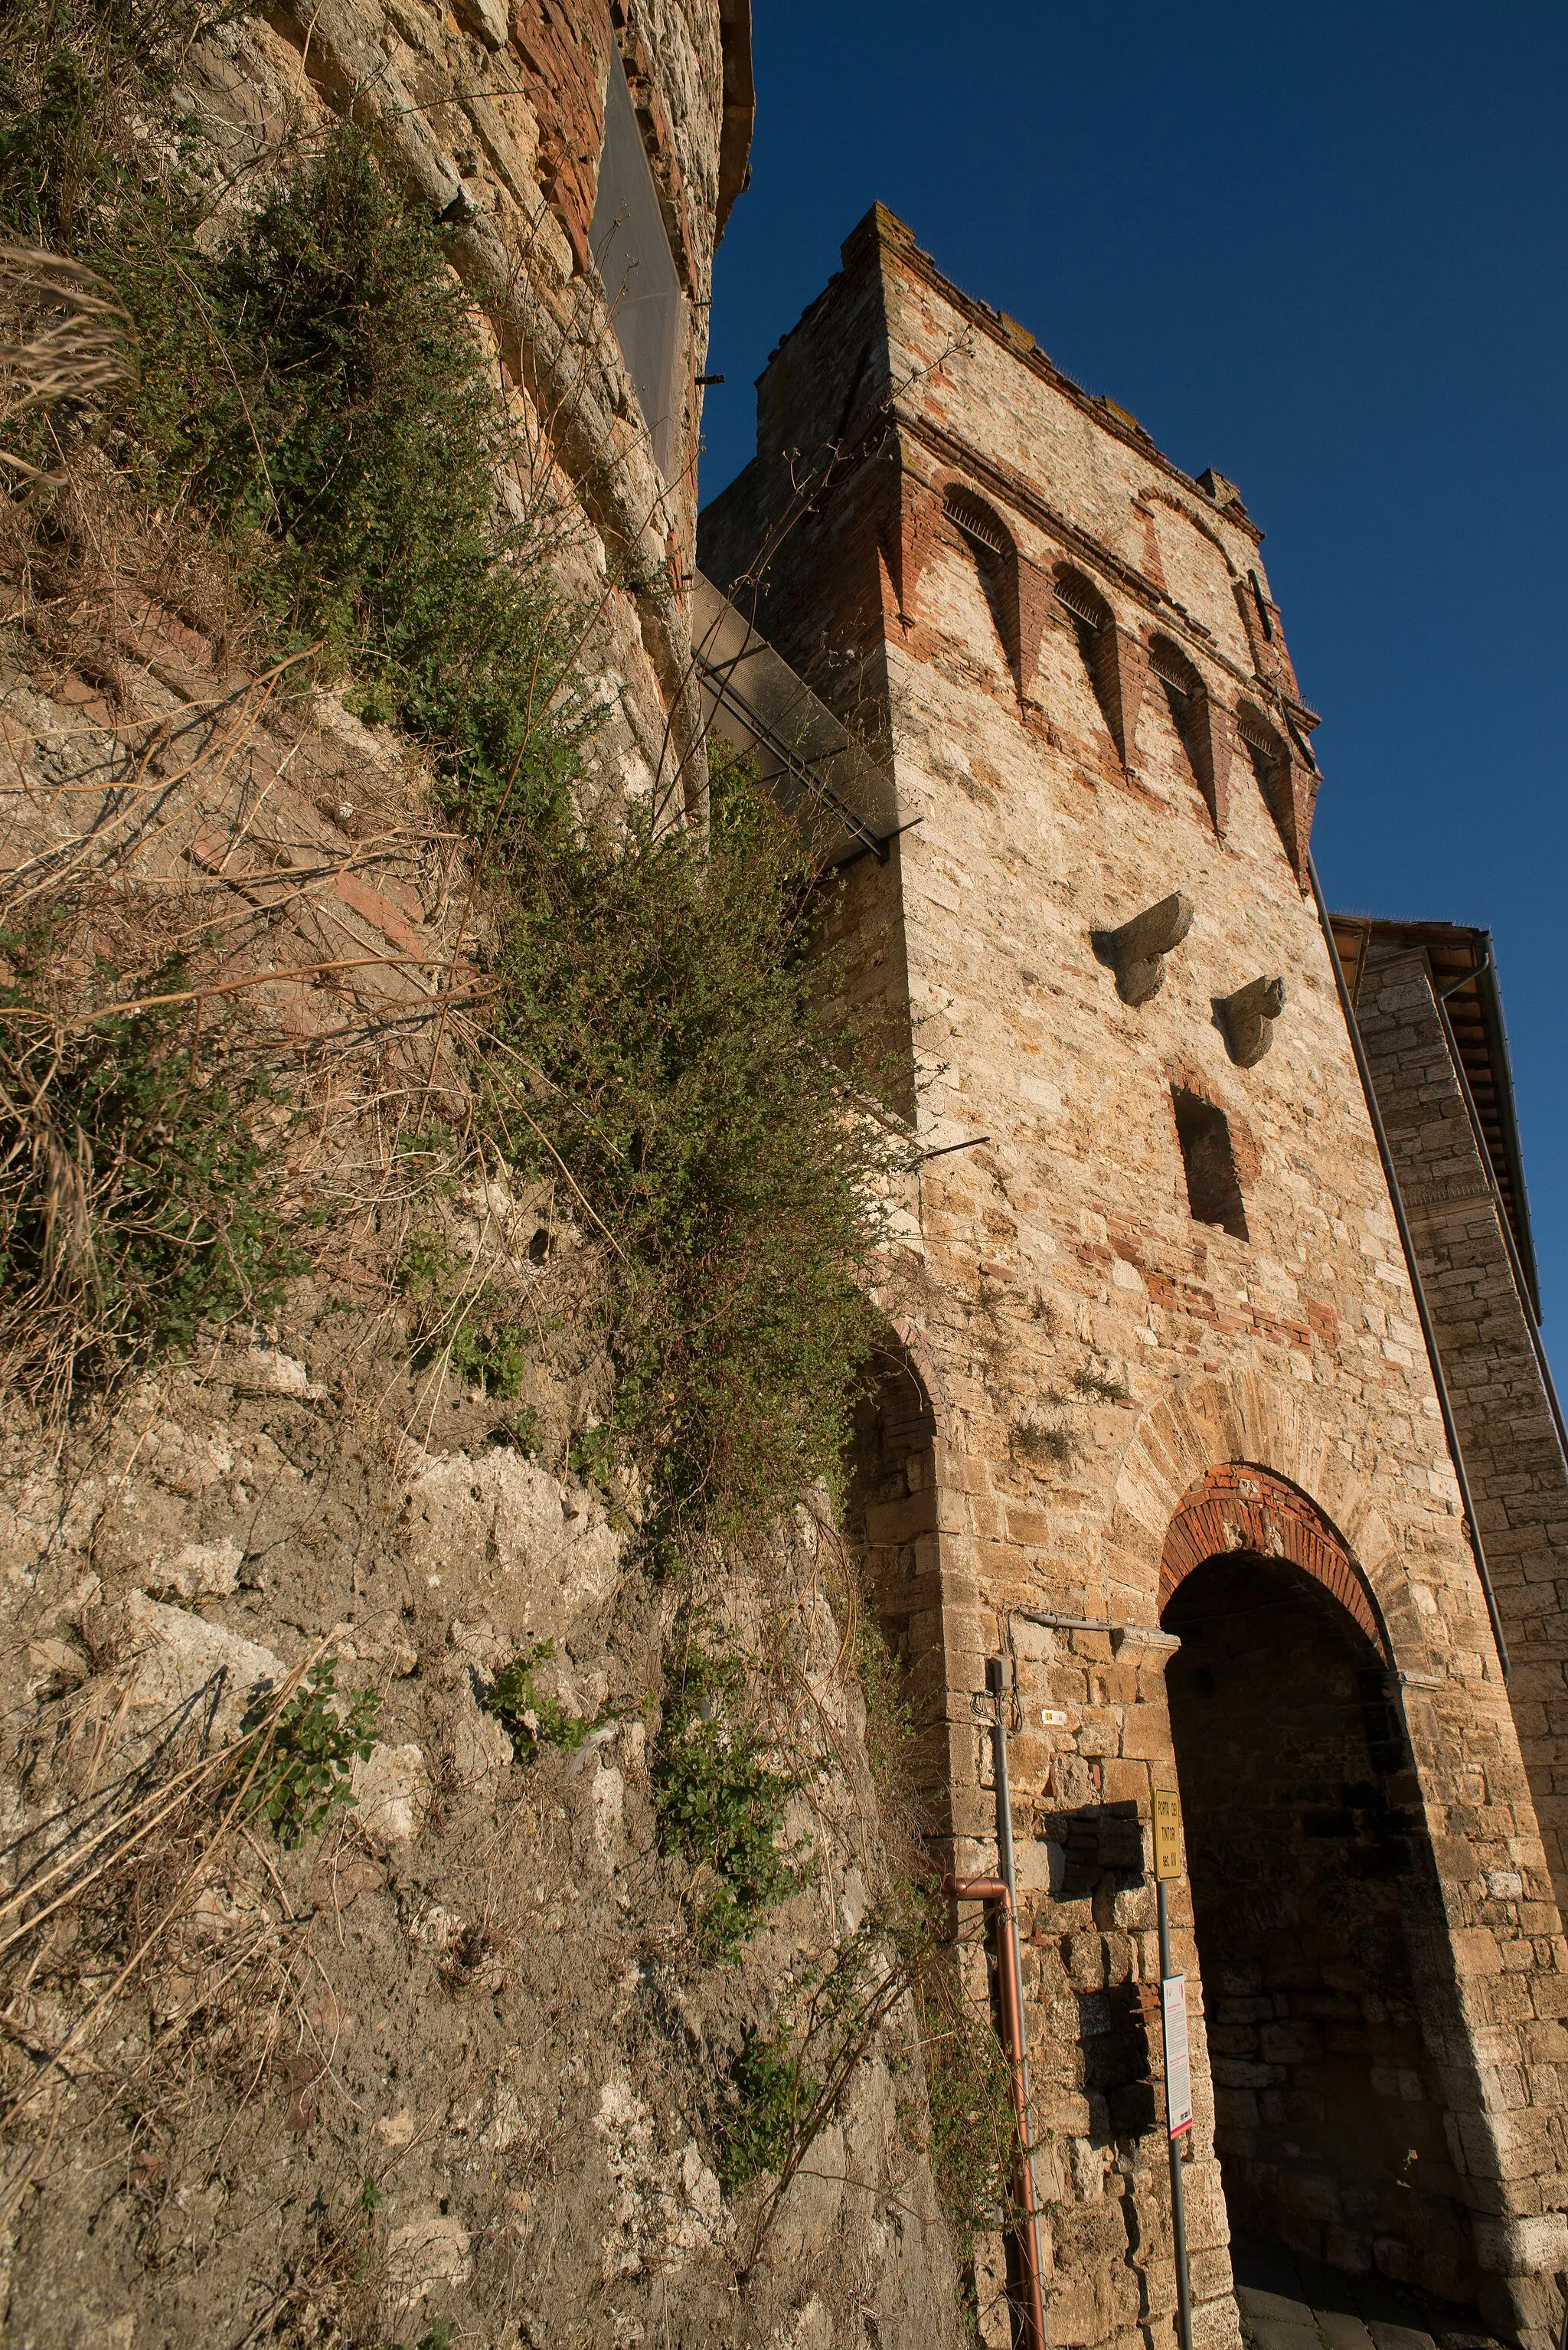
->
{"left": 1162, "top": 1552, "right": 1478, "bottom": 2312}
{"left": 844, "top": 1335, "right": 948, "bottom": 1817}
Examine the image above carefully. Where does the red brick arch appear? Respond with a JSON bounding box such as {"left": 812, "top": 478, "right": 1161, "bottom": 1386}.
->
{"left": 1159, "top": 1463, "right": 1389, "bottom": 1659}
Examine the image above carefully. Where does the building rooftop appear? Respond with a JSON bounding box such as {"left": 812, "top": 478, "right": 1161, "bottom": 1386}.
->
{"left": 1330, "top": 914, "right": 1540, "bottom": 1321}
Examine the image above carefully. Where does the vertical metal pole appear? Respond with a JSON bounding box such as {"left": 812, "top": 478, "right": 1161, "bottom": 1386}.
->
{"left": 1158, "top": 1875, "right": 1195, "bottom": 2350}
{"left": 988, "top": 1656, "right": 1048, "bottom": 2348}
{"left": 988, "top": 1661, "right": 1038, "bottom": 2164}
{"left": 945, "top": 1874, "right": 1049, "bottom": 2350}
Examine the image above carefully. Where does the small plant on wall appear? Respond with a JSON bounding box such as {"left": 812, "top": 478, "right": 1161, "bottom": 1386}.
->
{"left": 232, "top": 1662, "right": 381, "bottom": 1848}
{"left": 652, "top": 1633, "right": 812, "bottom": 1959}
{"left": 479, "top": 1643, "right": 593, "bottom": 1766}
{"left": 0, "top": 936, "right": 300, "bottom": 1407}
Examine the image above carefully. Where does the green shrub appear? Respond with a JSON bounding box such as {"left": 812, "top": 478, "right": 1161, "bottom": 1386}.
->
{"left": 449, "top": 1323, "right": 528, "bottom": 1397}
{"left": 0, "top": 948, "right": 299, "bottom": 1392}
{"left": 1, "top": 21, "right": 903, "bottom": 1541}
{"left": 234, "top": 1661, "right": 381, "bottom": 1847}
{"left": 505, "top": 1402, "right": 544, "bottom": 1458}
{"left": 132, "top": 130, "right": 592, "bottom": 832}
{"left": 717, "top": 2031, "right": 816, "bottom": 2191}
{"left": 652, "top": 1639, "right": 809, "bottom": 1959}
{"left": 823, "top": 1614, "right": 1026, "bottom": 2253}
{"left": 396, "top": 1232, "right": 456, "bottom": 1295}
{"left": 480, "top": 1642, "right": 589, "bottom": 1764}
{"left": 398, "top": 1234, "right": 530, "bottom": 1397}
{"left": 845, "top": 1602, "right": 919, "bottom": 1796}
{"left": 920, "top": 1966, "right": 1021, "bottom": 2241}
{"left": 438, "top": 1312, "right": 528, "bottom": 1399}
{"left": 486, "top": 754, "right": 903, "bottom": 1538}
{"left": 566, "top": 1423, "right": 617, "bottom": 1492}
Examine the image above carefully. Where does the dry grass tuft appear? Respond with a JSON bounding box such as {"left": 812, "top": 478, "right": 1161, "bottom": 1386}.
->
{"left": 0, "top": 243, "right": 139, "bottom": 485}
{"left": 0, "top": 1640, "right": 354, "bottom": 2208}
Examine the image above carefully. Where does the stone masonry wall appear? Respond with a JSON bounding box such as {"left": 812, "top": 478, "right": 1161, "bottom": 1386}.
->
{"left": 1354, "top": 946, "right": 1568, "bottom": 1926}
{"left": 185, "top": 0, "right": 751, "bottom": 811}
{"left": 701, "top": 206, "right": 1568, "bottom": 2350}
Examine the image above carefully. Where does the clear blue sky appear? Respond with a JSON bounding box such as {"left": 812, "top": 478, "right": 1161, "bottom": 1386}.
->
{"left": 698, "top": 0, "right": 1568, "bottom": 1373}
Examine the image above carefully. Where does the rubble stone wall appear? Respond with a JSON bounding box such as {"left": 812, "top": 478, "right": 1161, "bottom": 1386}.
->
{"left": 0, "top": 12, "right": 986, "bottom": 2348}
{"left": 192, "top": 0, "right": 751, "bottom": 806}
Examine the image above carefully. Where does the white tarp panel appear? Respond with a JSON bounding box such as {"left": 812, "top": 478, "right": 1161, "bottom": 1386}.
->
{"left": 591, "top": 49, "right": 682, "bottom": 477}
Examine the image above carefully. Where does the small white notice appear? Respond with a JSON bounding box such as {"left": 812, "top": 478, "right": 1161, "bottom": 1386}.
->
{"left": 1161, "top": 1975, "right": 1193, "bottom": 2139}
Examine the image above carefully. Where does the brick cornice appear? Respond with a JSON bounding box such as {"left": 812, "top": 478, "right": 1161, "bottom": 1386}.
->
{"left": 884, "top": 410, "right": 1322, "bottom": 744}
{"left": 766, "top": 406, "right": 1318, "bottom": 741}
{"left": 1160, "top": 1463, "right": 1389, "bottom": 1659}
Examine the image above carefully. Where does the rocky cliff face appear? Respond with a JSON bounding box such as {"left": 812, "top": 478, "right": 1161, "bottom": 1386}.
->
{"left": 0, "top": 1297, "right": 965, "bottom": 2348}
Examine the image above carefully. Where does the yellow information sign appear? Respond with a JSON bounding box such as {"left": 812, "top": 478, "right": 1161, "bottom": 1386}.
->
{"left": 1152, "top": 1788, "right": 1184, "bottom": 1881}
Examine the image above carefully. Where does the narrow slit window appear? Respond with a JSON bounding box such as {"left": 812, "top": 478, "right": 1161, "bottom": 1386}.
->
{"left": 1149, "top": 632, "right": 1203, "bottom": 780}
{"left": 1054, "top": 570, "right": 1107, "bottom": 635}
{"left": 1248, "top": 569, "right": 1275, "bottom": 642}
{"left": 1173, "top": 1088, "right": 1248, "bottom": 1240}
{"left": 944, "top": 484, "right": 1006, "bottom": 565}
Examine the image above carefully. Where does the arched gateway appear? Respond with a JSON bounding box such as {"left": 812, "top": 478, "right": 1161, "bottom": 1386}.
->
{"left": 1160, "top": 1494, "right": 1470, "bottom": 2301}
{"left": 1160, "top": 1464, "right": 1388, "bottom": 1658}
{"left": 1092, "top": 1381, "right": 1568, "bottom": 2345}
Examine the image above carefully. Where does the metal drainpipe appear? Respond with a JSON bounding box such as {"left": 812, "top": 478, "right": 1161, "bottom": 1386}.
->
{"left": 945, "top": 1867, "right": 1049, "bottom": 2350}
{"left": 987, "top": 1656, "right": 1040, "bottom": 2214}
{"left": 1308, "top": 851, "right": 1510, "bottom": 1678}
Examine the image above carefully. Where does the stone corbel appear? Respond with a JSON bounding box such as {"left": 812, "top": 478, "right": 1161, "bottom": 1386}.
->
{"left": 1110, "top": 1626, "right": 1181, "bottom": 1657}
{"left": 1217, "top": 975, "right": 1286, "bottom": 1067}
{"left": 1093, "top": 891, "right": 1194, "bottom": 1007}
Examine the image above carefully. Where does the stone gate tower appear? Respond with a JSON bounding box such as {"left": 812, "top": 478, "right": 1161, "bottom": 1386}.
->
{"left": 700, "top": 207, "right": 1568, "bottom": 2350}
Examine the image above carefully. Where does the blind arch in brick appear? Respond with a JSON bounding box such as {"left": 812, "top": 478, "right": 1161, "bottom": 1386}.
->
{"left": 1159, "top": 1463, "right": 1389, "bottom": 1659}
